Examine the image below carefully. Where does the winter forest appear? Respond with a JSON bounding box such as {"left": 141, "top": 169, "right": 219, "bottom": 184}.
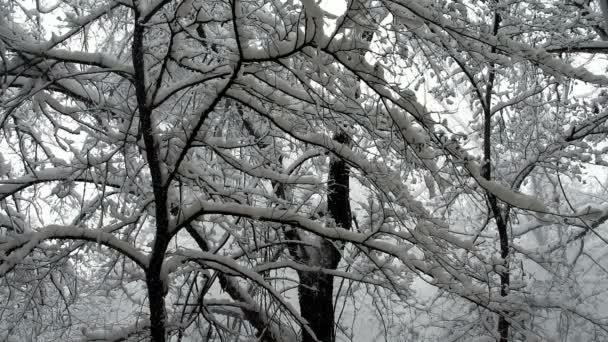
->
{"left": 4, "top": 0, "right": 608, "bottom": 341}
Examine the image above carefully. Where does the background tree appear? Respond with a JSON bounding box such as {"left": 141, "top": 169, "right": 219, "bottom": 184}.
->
{"left": 3, "top": 0, "right": 608, "bottom": 341}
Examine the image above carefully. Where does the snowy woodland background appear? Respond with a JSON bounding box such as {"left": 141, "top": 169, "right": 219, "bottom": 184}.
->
{"left": 2, "top": 0, "right": 608, "bottom": 341}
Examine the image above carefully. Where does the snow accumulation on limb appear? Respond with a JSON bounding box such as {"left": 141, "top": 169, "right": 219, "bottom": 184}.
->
{"left": 79, "top": 323, "right": 151, "bottom": 342}
{"left": 285, "top": 148, "right": 326, "bottom": 175}
{"left": 572, "top": 203, "right": 608, "bottom": 226}
{"left": 252, "top": 260, "right": 392, "bottom": 287}
{"left": 173, "top": 200, "right": 468, "bottom": 284}
{"left": 150, "top": 68, "right": 233, "bottom": 107}
{"left": 323, "top": 28, "right": 550, "bottom": 216}
{"left": 320, "top": 46, "right": 443, "bottom": 174}
{"left": 384, "top": 1, "right": 608, "bottom": 86}
{"left": 238, "top": 13, "right": 311, "bottom": 62}
{"left": 226, "top": 89, "right": 433, "bottom": 217}
{"left": 164, "top": 251, "right": 303, "bottom": 341}
{"left": 0, "top": 166, "right": 134, "bottom": 201}
{"left": 237, "top": 0, "right": 333, "bottom": 62}
{"left": 2, "top": 59, "right": 119, "bottom": 108}
{"left": 209, "top": 147, "right": 322, "bottom": 186}
{"left": 182, "top": 226, "right": 293, "bottom": 342}
{"left": 169, "top": 201, "right": 529, "bottom": 313}
{"left": 564, "top": 110, "right": 608, "bottom": 142}
{"left": 225, "top": 87, "right": 483, "bottom": 252}
{"left": 0, "top": 222, "right": 148, "bottom": 275}
{"left": 230, "top": 89, "right": 539, "bottom": 262}
{"left": 0, "top": 14, "right": 133, "bottom": 75}
{"left": 545, "top": 41, "right": 608, "bottom": 54}
{"left": 467, "top": 161, "right": 547, "bottom": 213}
{"left": 0, "top": 167, "right": 84, "bottom": 200}
{"left": 489, "top": 85, "right": 552, "bottom": 116}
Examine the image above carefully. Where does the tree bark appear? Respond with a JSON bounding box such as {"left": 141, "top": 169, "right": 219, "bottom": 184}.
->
{"left": 132, "top": 14, "right": 170, "bottom": 342}
{"left": 483, "top": 6, "right": 509, "bottom": 341}
{"left": 299, "top": 272, "right": 338, "bottom": 342}
{"left": 239, "top": 94, "right": 352, "bottom": 342}
{"left": 299, "top": 131, "right": 351, "bottom": 342}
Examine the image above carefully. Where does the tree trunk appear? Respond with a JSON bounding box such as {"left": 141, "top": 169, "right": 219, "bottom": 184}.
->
{"left": 299, "top": 131, "right": 351, "bottom": 342}
{"left": 147, "top": 251, "right": 169, "bottom": 342}
{"left": 299, "top": 272, "right": 337, "bottom": 342}
{"left": 483, "top": 7, "right": 509, "bottom": 341}
{"left": 132, "top": 13, "right": 170, "bottom": 342}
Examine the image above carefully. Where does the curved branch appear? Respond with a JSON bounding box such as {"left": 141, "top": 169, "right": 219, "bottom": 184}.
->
{"left": 0, "top": 223, "right": 148, "bottom": 275}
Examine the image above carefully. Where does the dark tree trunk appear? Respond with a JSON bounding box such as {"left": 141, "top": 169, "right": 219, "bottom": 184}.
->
{"left": 147, "top": 242, "right": 169, "bottom": 342}
{"left": 326, "top": 131, "right": 353, "bottom": 248}
{"left": 240, "top": 111, "right": 352, "bottom": 342}
{"left": 299, "top": 131, "right": 351, "bottom": 342}
{"left": 299, "top": 272, "right": 337, "bottom": 342}
{"left": 132, "top": 14, "right": 171, "bottom": 342}
{"left": 483, "top": 8, "right": 509, "bottom": 342}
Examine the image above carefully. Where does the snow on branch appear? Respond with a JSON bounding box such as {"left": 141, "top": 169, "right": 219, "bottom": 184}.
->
{"left": 467, "top": 161, "right": 547, "bottom": 213}
{"left": 0, "top": 167, "right": 86, "bottom": 200}
{"left": 173, "top": 200, "right": 476, "bottom": 289}
{"left": 0, "top": 223, "right": 148, "bottom": 275}
{"left": 385, "top": 1, "right": 608, "bottom": 86}
{"left": 0, "top": 21, "right": 133, "bottom": 76}
{"left": 0, "top": 166, "right": 133, "bottom": 201}
{"left": 164, "top": 250, "right": 303, "bottom": 341}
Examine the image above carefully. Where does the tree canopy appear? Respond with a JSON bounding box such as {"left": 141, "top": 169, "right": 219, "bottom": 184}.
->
{"left": 2, "top": 0, "right": 608, "bottom": 341}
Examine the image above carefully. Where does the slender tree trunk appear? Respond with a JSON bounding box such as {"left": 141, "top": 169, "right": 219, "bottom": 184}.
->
{"left": 483, "top": 6, "right": 509, "bottom": 341}
{"left": 132, "top": 13, "right": 170, "bottom": 342}
{"left": 147, "top": 238, "right": 170, "bottom": 342}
